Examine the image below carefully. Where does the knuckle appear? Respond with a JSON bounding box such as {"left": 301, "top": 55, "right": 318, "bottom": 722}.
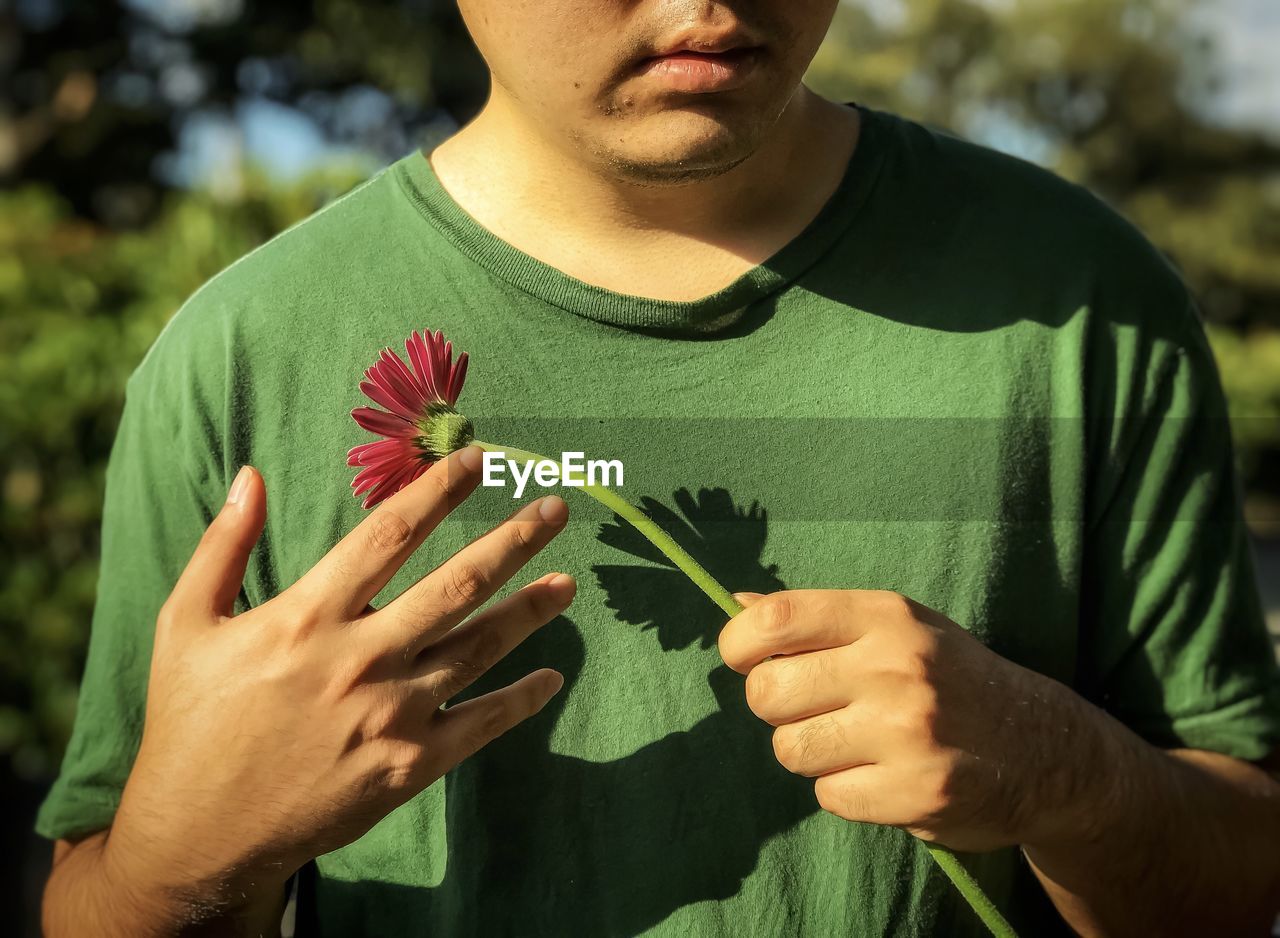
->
{"left": 435, "top": 657, "right": 488, "bottom": 699}
{"left": 505, "top": 519, "right": 538, "bottom": 554}
{"left": 342, "top": 695, "right": 400, "bottom": 755}
{"left": 327, "top": 652, "right": 372, "bottom": 698}
{"left": 366, "top": 509, "right": 413, "bottom": 555}
{"left": 155, "top": 598, "right": 180, "bottom": 631}
{"left": 795, "top": 717, "right": 841, "bottom": 776}
{"left": 328, "top": 549, "right": 357, "bottom": 587}
{"left": 379, "top": 743, "right": 423, "bottom": 795}
{"left": 812, "top": 775, "right": 839, "bottom": 815}
{"left": 916, "top": 764, "right": 956, "bottom": 821}
{"left": 279, "top": 597, "right": 326, "bottom": 645}
{"left": 886, "top": 685, "right": 939, "bottom": 741}
{"left": 439, "top": 561, "right": 489, "bottom": 609}
{"left": 364, "top": 694, "right": 403, "bottom": 740}
{"left": 904, "top": 636, "right": 941, "bottom": 684}
{"left": 467, "top": 627, "right": 505, "bottom": 670}
{"left": 743, "top": 665, "right": 776, "bottom": 714}
{"left": 482, "top": 697, "right": 513, "bottom": 738}
{"left": 757, "top": 594, "right": 794, "bottom": 641}
{"left": 913, "top": 690, "right": 943, "bottom": 738}
{"left": 874, "top": 590, "right": 915, "bottom": 620}
{"left": 745, "top": 659, "right": 807, "bottom": 720}
{"left": 875, "top": 631, "right": 936, "bottom": 688}
{"left": 814, "top": 775, "right": 866, "bottom": 821}
{"left": 428, "top": 462, "right": 463, "bottom": 502}
{"left": 458, "top": 629, "right": 501, "bottom": 675}
{"left": 771, "top": 726, "right": 802, "bottom": 773}
{"left": 526, "top": 586, "right": 563, "bottom": 623}
{"left": 470, "top": 698, "right": 513, "bottom": 751}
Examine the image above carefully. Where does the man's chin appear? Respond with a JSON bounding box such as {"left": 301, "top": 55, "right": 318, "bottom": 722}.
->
{"left": 585, "top": 109, "right": 767, "bottom": 185}
{"left": 601, "top": 151, "right": 751, "bottom": 186}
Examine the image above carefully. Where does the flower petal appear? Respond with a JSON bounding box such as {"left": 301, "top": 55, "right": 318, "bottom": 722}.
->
{"left": 347, "top": 438, "right": 410, "bottom": 468}
{"left": 352, "top": 470, "right": 383, "bottom": 496}
{"left": 377, "top": 348, "right": 429, "bottom": 411}
{"left": 446, "top": 351, "right": 468, "bottom": 404}
{"left": 359, "top": 377, "right": 420, "bottom": 422}
{"left": 352, "top": 406, "right": 415, "bottom": 438}
{"left": 361, "top": 456, "right": 423, "bottom": 508}
{"left": 406, "top": 330, "right": 442, "bottom": 401}
{"left": 363, "top": 351, "right": 420, "bottom": 410}
{"left": 431, "top": 331, "right": 449, "bottom": 391}
{"left": 368, "top": 359, "right": 420, "bottom": 415}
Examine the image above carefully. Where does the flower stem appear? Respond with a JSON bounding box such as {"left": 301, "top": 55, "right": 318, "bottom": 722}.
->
{"left": 924, "top": 844, "right": 1018, "bottom": 937}
{"left": 471, "top": 441, "right": 739, "bottom": 616}
{"left": 469, "top": 440, "right": 1017, "bottom": 938}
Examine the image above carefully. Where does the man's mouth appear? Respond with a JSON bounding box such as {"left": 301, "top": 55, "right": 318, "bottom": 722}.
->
{"left": 634, "top": 46, "right": 763, "bottom": 94}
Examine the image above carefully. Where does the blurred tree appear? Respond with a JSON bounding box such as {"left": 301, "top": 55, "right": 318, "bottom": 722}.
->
{"left": 0, "top": 0, "right": 486, "bottom": 225}
{"left": 808, "top": 0, "right": 1280, "bottom": 524}
{"left": 0, "top": 168, "right": 361, "bottom": 781}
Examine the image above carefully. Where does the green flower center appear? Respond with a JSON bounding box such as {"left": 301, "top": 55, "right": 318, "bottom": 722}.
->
{"left": 414, "top": 401, "right": 475, "bottom": 460}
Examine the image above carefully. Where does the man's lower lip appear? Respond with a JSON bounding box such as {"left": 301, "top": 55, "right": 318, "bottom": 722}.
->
{"left": 634, "top": 48, "right": 761, "bottom": 93}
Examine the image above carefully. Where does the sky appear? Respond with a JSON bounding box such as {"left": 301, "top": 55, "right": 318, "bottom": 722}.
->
{"left": 169, "top": 0, "right": 1280, "bottom": 186}
{"left": 1195, "top": 0, "right": 1280, "bottom": 130}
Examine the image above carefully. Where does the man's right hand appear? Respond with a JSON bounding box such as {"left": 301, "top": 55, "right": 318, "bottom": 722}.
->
{"left": 45, "top": 444, "right": 573, "bottom": 936}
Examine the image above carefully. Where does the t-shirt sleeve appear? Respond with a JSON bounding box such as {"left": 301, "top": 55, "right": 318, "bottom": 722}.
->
{"left": 1080, "top": 295, "right": 1280, "bottom": 761}
{"left": 35, "top": 314, "right": 227, "bottom": 841}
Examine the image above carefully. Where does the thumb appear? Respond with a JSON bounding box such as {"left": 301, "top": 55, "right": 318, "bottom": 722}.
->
{"left": 169, "top": 465, "right": 268, "bottom": 622}
{"left": 730, "top": 591, "right": 766, "bottom": 608}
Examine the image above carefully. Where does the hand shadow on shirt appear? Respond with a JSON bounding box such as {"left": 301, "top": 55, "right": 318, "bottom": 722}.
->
{"left": 312, "top": 488, "right": 821, "bottom": 937}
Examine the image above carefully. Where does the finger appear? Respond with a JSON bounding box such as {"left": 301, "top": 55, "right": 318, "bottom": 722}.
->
{"left": 744, "top": 646, "right": 854, "bottom": 726}
{"left": 719, "top": 590, "right": 869, "bottom": 674}
{"left": 167, "top": 465, "right": 267, "bottom": 623}
{"left": 412, "top": 573, "right": 576, "bottom": 701}
{"left": 429, "top": 668, "right": 564, "bottom": 767}
{"left": 771, "top": 706, "right": 877, "bottom": 778}
{"left": 374, "top": 494, "right": 569, "bottom": 656}
{"left": 295, "top": 445, "right": 485, "bottom": 620}
{"left": 813, "top": 764, "right": 909, "bottom": 827}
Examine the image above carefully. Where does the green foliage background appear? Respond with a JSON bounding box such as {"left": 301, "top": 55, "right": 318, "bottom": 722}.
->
{"left": 0, "top": 171, "right": 365, "bottom": 780}
{"left": 2, "top": 0, "right": 1278, "bottom": 790}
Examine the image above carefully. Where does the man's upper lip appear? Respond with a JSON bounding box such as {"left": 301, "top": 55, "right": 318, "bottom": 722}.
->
{"left": 646, "top": 27, "right": 759, "bottom": 59}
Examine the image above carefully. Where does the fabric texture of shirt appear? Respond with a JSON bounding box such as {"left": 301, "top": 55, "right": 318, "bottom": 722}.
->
{"left": 37, "top": 103, "right": 1280, "bottom": 937}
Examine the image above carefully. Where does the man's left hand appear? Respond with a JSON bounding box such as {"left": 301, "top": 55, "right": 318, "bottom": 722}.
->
{"left": 719, "top": 589, "right": 1114, "bottom": 853}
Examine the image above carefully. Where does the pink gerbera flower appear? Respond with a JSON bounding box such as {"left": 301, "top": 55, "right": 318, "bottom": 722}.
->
{"left": 347, "top": 329, "right": 473, "bottom": 509}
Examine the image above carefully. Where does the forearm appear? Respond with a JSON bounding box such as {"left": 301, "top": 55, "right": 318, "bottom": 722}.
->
{"left": 43, "top": 828, "right": 288, "bottom": 938}
{"left": 1024, "top": 700, "right": 1280, "bottom": 937}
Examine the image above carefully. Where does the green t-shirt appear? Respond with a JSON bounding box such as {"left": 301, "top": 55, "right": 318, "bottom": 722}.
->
{"left": 37, "top": 103, "right": 1280, "bottom": 937}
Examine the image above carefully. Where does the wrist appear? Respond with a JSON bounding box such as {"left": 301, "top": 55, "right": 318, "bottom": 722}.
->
{"left": 102, "top": 811, "right": 290, "bottom": 935}
{"left": 1013, "top": 679, "right": 1150, "bottom": 852}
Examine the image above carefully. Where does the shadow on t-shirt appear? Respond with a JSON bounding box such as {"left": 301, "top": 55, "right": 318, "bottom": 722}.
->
{"left": 308, "top": 487, "right": 824, "bottom": 936}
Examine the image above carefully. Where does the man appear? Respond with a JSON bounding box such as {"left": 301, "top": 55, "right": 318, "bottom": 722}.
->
{"left": 39, "top": 2, "right": 1280, "bottom": 936}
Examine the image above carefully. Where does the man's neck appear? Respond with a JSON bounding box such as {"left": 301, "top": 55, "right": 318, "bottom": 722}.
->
{"left": 427, "top": 85, "right": 861, "bottom": 300}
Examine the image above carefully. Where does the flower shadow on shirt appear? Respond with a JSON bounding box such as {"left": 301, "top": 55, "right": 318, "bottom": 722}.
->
{"left": 593, "top": 487, "right": 781, "bottom": 651}
{"left": 311, "top": 487, "right": 822, "bottom": 937}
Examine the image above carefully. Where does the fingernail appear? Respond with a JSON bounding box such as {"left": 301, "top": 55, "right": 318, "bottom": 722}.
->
{"left": 538, "top": 495, "right": 567, "bottom": 525}
{"left": 546, "top": 671, "right": 565, "bottom": 695}
{"left": 548, "top": 573, "right": 576, "bottom": 594}
{"left": 227, "top": 466, "right": 252, "bottom": 505}
{"left": 458, "top": 445, "right": 482, "bottom": 472}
